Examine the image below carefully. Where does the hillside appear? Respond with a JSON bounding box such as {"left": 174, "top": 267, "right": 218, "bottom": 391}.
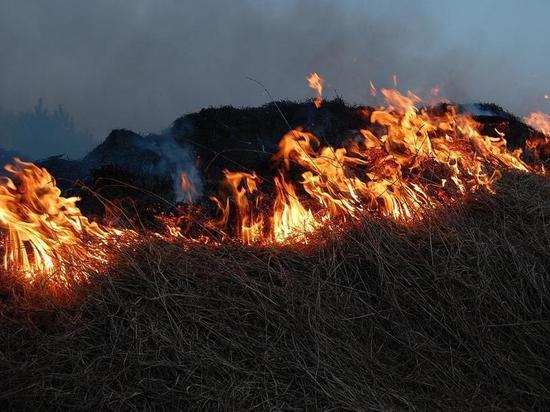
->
{"left": 0, "top": 172, "right": 548, "bottom": 409}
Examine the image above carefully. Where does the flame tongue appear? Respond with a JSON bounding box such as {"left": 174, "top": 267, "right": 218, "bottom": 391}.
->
{"left": 212, "top": 170, "right": 265, "bottom": 245}
{"left": 523, "top": 112, "right": 550, "bottom": 161}
{"left": 307, "top": 72, "right": 324, "bottom": 109}
{"left": 0, "top": 159, "right": 107, "bottom": 282}
{"left": 272, "top": 174, "right": 318, "bottom": 243}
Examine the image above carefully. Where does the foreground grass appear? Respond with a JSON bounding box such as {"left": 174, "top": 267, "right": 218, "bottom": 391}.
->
{"left": 0, "top": 173, "right": 549, "bottom": 410}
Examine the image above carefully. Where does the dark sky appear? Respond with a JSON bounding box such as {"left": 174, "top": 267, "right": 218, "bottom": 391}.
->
{"left": 0, "top": 0, "right": 549, "bottom": 157}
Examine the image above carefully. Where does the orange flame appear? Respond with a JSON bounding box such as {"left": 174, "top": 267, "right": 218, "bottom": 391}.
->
{"left": 0, "top": 159, "right": 138, "bottom": 289}
{"left": 180, "top": 172, "right": 197, "bottom": 203}
{"left": 525, "top": 112, "right": 550, "bottom": 136}
{"left": 272, "top": 174, "right": 319, "bottom": 243}
{"left": 524, "top": 111, "right": 550, "bottom": 160}
{"left": 212, "top": 87, "right": 533, "bottom": 245}
{"left": 1, "top": 77, "right": 545, "bottom": 287}
{"left": 0, "top": 160, "right": 109, "bottom": 282}
{"left": 307, "top": 72, "right": 324, "bottom": 109}
{"left": 212, "top": 170, "right": 264, "bottom": 245}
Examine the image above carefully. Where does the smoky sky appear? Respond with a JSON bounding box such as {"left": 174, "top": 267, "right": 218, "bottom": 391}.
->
{"left": 0, "top": 0, "right": 549, "bottom": 158}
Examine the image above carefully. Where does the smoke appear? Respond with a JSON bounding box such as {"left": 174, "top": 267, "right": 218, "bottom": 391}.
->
{"left": 140, "top": 134, "right": 202, "bottom": 202}
{"left": 0, "top": 0, "right": 549, "bottom": 158}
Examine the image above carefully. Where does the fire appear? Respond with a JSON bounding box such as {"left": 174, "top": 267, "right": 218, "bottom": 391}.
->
{"left": 210, "top": 167, "right": 320, "bottom": 244}
{"left": 524, "top": 111, "right": 550, "bottom": 160}
{"left": 524, "top": 112, "right": 550, "bottom": 136}
{"left": 369, "top": 81, "right": 377, "bottom": 97}
{"left": 211, "top": 86, "right": 534, "bottom": 244}
{"left": 272, "top": 174, "right": 319, "bottom": 243}
{"left": 0, "top": 159, "right": 132, "bottom": 288}
{"left": 212, "top": 170, "right": 265, "bottom": 245}
{"left": 1, "top": 75, "right": 547, "bottom": 291}
{"left": 180, "top": 172, "right": 197, "bottom": 203}
{"left": 307, "top": 72, "right": 324, "bottom": 109}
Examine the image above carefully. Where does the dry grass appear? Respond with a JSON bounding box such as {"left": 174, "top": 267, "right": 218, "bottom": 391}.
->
{"left": 0, "top": 172, "right": 549, "bottom": 410}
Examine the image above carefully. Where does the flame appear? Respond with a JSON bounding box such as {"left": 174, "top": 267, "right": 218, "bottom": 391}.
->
{"left": 307, "top": 72, "right": 324, "bottom": 109}
{"left": 524, "top": 112, "right": 550, "bottom": 136}
{"left": 524, "top": 111, "right": 550, "bottom": 160}
{"left": 272, "top": 174, "right": 319, "bottom": 243}
{"left": 180, "top": 172, "right": 197, "bottom": 203}
{"left": 1, "top": 77, "right": 546, "bottom": 290}
{"left": 212, "top": 170, "right": 264, "bottom": 245}
{"left": 0, "top": 159, "right": 136, "bottom": 288}
{"left": 211, "top": 87, "right": 533, "bottom": 245}
{"left": 369, "top": 81, "right": 377, "bottom": 97}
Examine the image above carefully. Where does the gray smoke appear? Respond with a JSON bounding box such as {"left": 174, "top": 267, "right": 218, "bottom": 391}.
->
{"left": 139, "top": 134, "right": 202, "bottom": 202}
{"left": 0, "top": 0, "right": 549, "bottom": 158}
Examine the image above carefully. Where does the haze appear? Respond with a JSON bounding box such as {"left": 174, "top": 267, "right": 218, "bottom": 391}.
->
{"left": 0, "top": 0, "right": 548, "bottom": 158}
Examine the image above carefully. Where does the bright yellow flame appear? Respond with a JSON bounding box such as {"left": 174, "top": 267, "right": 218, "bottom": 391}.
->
{"left": 272, "top": 174, "right": 319, "bottom": 243}
{"left": 0, "top": 159, "right": 136, "bottom": 288}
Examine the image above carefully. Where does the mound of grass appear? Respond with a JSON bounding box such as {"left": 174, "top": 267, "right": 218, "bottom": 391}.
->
{"left": 0, "top": 172, "right": 549, "bottom": 410}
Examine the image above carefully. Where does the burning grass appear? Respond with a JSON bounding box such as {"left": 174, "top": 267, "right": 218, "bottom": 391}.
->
{"left": 0, "top": 76, "right": 549, "bottom": 407}
{"left": 3, "top": 86, "right": 545, "bottom": 291}
{"left": 0, "top": 172, "right": 549, "bottom": 409}
{"left": 0, "top": 159, "right": 139, "bottom": 296}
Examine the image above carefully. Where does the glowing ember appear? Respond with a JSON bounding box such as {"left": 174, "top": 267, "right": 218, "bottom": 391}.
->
{"left": 307, "top": 72, "right": 324, "bottom": 109}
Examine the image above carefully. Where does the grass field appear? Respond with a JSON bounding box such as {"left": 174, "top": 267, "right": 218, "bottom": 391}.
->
{"left": 1, "top": 172, "right": 549, "bottom": 410}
